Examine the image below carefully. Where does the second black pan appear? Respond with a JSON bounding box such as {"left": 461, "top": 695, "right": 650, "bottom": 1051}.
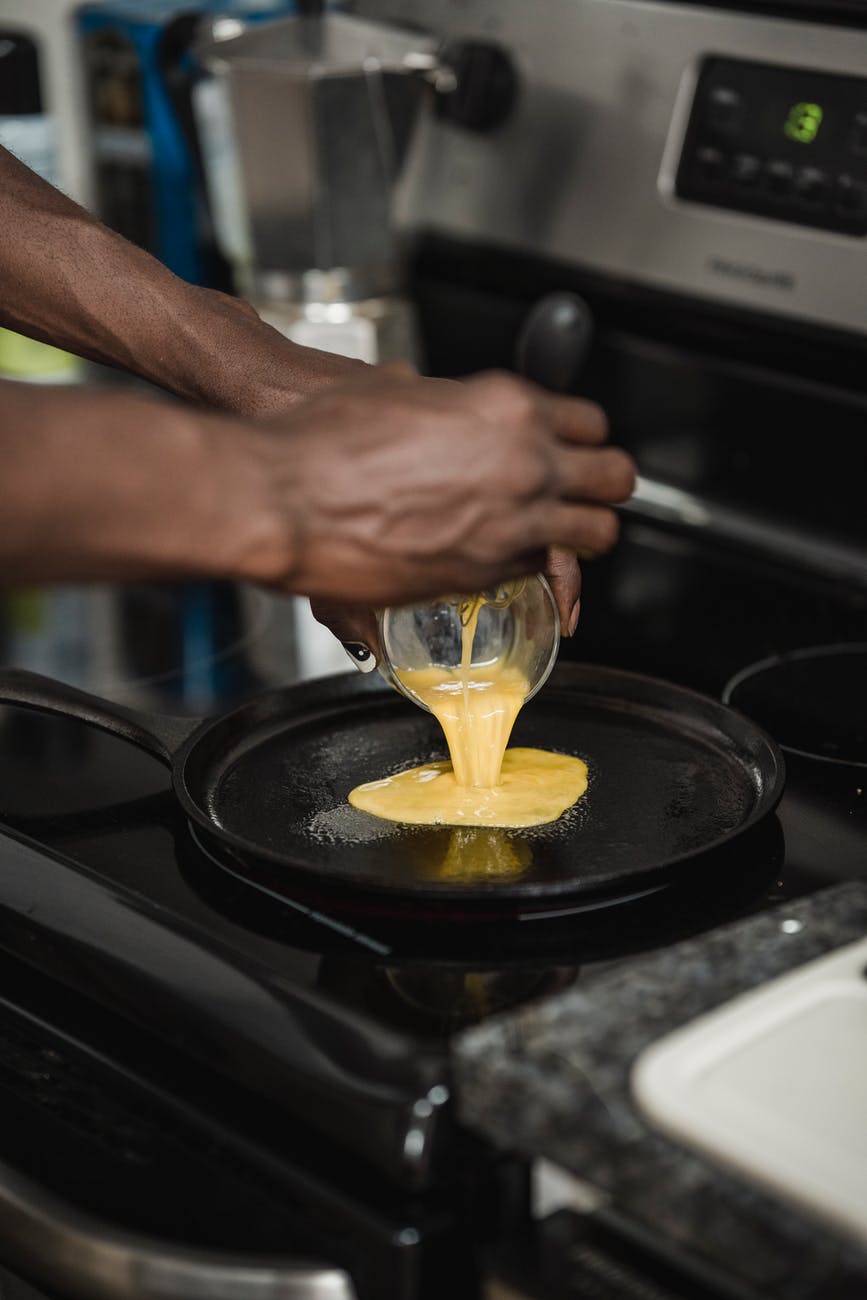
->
{"left": 0, "top": 664, "right": 784, "bottom": 916}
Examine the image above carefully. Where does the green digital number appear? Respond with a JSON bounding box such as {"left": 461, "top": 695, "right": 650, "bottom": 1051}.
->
{"left": 783, "top": 102, "right": 823, "bottom": 144}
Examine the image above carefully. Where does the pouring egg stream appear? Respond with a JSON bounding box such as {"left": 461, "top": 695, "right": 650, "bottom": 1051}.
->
{"left": 349, "top": 587, "right": 588, "bottom": 828}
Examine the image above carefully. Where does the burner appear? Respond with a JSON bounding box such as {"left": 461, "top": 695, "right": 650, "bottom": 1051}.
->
{"left": 179, "top": 814, "right": 785, "bottom": 974}
{"left": 725, "top": 643, "right": 867, "bottom": 886}
{"left": 724, "top": 643, "right": 867, "bottom": 768}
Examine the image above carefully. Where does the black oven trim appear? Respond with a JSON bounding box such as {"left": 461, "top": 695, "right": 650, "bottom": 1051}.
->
{"left": 410, "top": 232, "right": 867, "bottom": 394}
{"left": 634, "top": 0, "right": 867, "bottom": 32}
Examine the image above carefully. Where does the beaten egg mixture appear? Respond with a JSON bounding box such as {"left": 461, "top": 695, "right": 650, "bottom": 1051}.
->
{"left": 349, "top": 595, "right": 588, "bottom": 828}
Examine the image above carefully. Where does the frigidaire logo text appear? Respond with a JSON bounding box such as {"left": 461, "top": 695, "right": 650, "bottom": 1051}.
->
{"left": 707, "top": 257, "right": 795, "bottom": 291}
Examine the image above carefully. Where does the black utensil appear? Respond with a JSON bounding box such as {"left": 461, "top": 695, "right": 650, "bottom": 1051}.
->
{"left": 515, "top": 291, "right": 594, "bottom": 392}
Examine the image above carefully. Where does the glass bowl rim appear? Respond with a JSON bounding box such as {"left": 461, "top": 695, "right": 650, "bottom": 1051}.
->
{"left": 376, "top": 573, "right": 560, "bottom": 712}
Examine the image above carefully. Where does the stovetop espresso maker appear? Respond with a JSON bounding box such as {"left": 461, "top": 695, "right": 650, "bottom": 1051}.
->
{"left": 193, "top": 11, "right": 482, "bottom": 366}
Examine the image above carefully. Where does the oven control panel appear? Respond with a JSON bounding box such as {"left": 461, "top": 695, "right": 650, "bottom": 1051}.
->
{"left": 360, "top": 0, "right": 867, "bottom": 336}
{"left": 677, "top": 57, "right": 867, "bottom": 236}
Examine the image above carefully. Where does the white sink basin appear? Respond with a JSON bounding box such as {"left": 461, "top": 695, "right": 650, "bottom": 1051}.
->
{"left": 631, "top": 936, "right": 867, "bottom": 1244}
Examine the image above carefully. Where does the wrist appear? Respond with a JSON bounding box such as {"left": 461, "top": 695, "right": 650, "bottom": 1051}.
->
{"left": 166, "top": 285, "right": 366, "bottom": 418}
{"left": 0, "top": 383, "right": 291, "bottom": 588}
{"left": 185, "top": 414, "right": 298, "bottom": 586}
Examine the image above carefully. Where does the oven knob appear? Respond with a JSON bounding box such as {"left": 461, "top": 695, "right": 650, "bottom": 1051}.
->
{"left": 436, "top": 41, "right": 519, "bottom": 132}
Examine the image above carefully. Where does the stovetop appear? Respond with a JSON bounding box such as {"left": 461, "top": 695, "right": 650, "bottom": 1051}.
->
{"left": 0, "top": 519, "right": 862, "bottom": 1298}
{"left": 0, "top": 518, "right": 862, "bottom": 1218}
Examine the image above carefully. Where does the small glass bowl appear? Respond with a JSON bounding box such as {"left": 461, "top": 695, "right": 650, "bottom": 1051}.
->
{"left": 377, "top": 574, "right": 560, "bottom": 712}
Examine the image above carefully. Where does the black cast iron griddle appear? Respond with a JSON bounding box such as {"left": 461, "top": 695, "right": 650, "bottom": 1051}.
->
{"left": 0, "top": 665, "right": 784, "bottom": 917}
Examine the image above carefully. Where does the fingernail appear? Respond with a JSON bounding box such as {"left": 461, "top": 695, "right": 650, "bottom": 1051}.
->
{"left": 567, "top": 599, "right": 581, "bottom": 637}
{"left": 342, "top": 642, "right": 377, "bottom": 673}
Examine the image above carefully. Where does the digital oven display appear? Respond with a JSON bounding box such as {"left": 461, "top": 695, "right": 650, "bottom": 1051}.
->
{"left": 676, "top": 57, "right": 867, "bottom": 235}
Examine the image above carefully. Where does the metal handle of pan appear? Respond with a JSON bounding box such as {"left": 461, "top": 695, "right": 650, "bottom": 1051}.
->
{"left": 0, "top": 1158, "right": 356, "bottom": 1300}
{"left": 0, "top": 668, "right": 199, "bottom": 764}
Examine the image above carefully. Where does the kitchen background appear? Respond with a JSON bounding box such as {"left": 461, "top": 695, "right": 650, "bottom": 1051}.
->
{"left": 0, "top": 2, "right": 865, "bottom": 1299}
{"left": 1, "top": 0, "right": 865, "bottom": 711}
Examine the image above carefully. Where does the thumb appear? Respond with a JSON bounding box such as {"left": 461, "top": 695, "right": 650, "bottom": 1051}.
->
{"left": 545, "top": 546, "right": 582, "bottom": 637}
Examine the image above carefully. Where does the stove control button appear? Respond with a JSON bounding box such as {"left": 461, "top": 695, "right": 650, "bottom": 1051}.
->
{"left": 793, "top": 166, "right": 829, "bottom": 205}
{"left": 765, "top": 159, "right": 794, "bottom": 195}
{"left": 835, "top": 173, "right": 867, "bottom": 217}
{"left": 730, "top": 152, "right": 762, "bottom": 186}
{"left": 849, "top": 110, "right": 867, "bottom": 156}
{"left": 696, "top": 145, "right": 725, "bottom": 181}
{"left": 706, "top": 85, "right": 743, "bottom": 133}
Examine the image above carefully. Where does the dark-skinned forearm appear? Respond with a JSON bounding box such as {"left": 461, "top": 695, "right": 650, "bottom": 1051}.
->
{"left": 0, "top": 145, "right": 360, "bottom": 416}
{"left": 0, "top": 380, "right": 281, "bottom": 585}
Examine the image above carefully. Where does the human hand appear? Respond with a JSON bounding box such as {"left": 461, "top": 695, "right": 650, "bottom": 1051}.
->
{"left": 223, "top": 365, "right": 634, "bottom": 612}
{"left": 229, "top": 366, "right": 632, "bottom": 668}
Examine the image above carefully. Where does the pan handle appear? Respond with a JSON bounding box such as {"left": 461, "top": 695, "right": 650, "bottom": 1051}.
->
{"left": 0, "top": 1155, "right": 356, "bottom": 1299}
{"left": 0, "top": 669, "right": 200, "bottom": 765}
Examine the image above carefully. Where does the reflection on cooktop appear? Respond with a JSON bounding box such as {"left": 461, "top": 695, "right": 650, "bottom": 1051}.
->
{"left": 317, "top": 960, "right": 580, "bottom": 1034}
{"left": 179, "top": 813, "right": 785, "bottom": 966}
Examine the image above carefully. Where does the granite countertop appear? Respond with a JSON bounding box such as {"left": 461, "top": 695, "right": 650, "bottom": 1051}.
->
{"left": 455, "top": 881, "right": 867, "bottom": 1300}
